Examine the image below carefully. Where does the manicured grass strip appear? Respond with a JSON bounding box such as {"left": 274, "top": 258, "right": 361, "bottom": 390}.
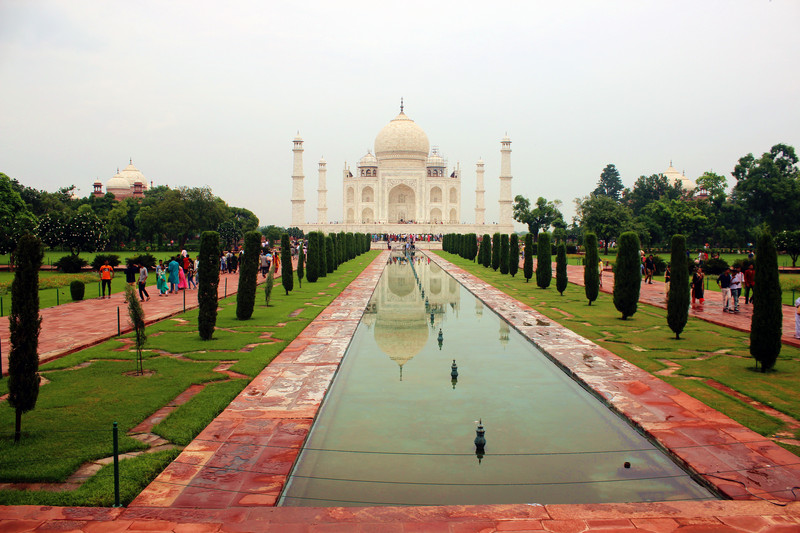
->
{"left": 153, "top": 379, "right": 248, "bottom": 445}
{"left": 0, "top": 449, "right": 180, "bottom": 506}
{"left": 436, "top": 251, "right": 800, "bottom": 450}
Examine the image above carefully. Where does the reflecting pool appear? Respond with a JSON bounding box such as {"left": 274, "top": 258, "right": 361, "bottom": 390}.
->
{"left": 280, "top": 259, "right": 716, "bottom": 506}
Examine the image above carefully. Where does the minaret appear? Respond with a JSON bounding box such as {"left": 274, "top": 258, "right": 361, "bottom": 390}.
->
{"left": 475, "top": 158, "right": 486, "bottom": 225}
{"left": 499, "top": 135, "right": 513, "bottom": 228}
{"left": 317, "top": 158, "right": 328, "bottom": 224}
{"left": 291, "top": 133, "right": 305, "bottom": 227}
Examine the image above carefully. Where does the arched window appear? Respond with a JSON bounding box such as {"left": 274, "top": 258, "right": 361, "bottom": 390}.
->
{"left": 449, "top": 187, "right": 457, "bottom": 204}
{"left": 362, "top": 186, "right": 373, "bottom": 203}
{"left": 430, "top": 186, "right": 442, "bottom": 203}
{"left": 346, "top": 187, "right": 354, "bottom": 203}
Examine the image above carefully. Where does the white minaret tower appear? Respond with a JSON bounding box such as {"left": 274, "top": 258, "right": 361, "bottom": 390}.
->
{"left": 499, "top": 135, "right": 513, "bottom": 228}
{"left": 291, "top": 133, "right": 305, "bottom": 227}
{"left": 317, "top": 158, "right": 328, "bottom": 224}
{"left": 475, "top": 158, "right": 486, "bottom": 225}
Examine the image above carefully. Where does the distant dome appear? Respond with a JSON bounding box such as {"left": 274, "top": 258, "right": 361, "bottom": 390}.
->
{"left": 118, "top": 161, "right": 148, "bottom": 190}
{"left": 359, "top": 151, "right": 378, "bottom": 166}
{"left": 427, "top": 152, "right": 445, "bottom": 167}
{"left": 374, "top": 111, "right": 430, "bottom": 162}
{"left": 664, "top": 164, "right": 696, "bottom": 191}
{"left": 106, "top": 174, "right": 130, "bottom": 194}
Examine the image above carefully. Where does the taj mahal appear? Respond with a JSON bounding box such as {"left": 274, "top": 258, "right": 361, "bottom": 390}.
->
{"left": 291, "top": 102, "right": 515, "bottom": 235}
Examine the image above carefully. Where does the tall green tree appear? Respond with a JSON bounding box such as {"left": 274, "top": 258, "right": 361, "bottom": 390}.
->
{"left": 536, "top": 232, "right": 552, "bottom": 288}
{"left": 578, "top": 195, "right": 633, "bottom": 255}
{"left": 325, "top": 235, "right": 335, "bottom": 273}
{"left": 0, "top": 173, "right": 37, "bottom": 256}
{"left": 593, "top": 164, "right": 625, "bottom": 200}
{"left": 733, "top": 144, "right": 799, "bottom": 232}
{"left": 296, "top": 243, "right": 305, "bottom": 287}
{"left": 513, "top": 195, "right": 563, "bottom": 241}
{"left": 491, "top": 233, "right": 501, "bottom": 271}
{"left": 667, "top": 234, "right": 689, "bottom": 339}
{"left": 338, "top": 231, "right": 347, "bottom": 265}
{"left": 281, "top": 234, "right": 294, "bottom": 295}
{"left": 306, "top": 233, "right": 319, "bottom": 283}
{"left": 750, "top": 231, "right": 783, "bottom": 372}
{"left": 625, "top": 174, "right": 684, "bottom": 216}
{"left": 775, "top": 230, "right": 800, "bottom": 267}
{"left": 499, "top": 234, "right": 510, "bottom": 274}
{"left": 695, "top": 171, "right": 728, "bottom": 207}
{"left": 264, "top": 262, "right": 274, "bottom": 306}
{"left": 198, "top": 231, "right": 220, "bottom": 340}
{"left": 583, "top": 233, "right": 600, "bottom": 305}
{"left": 7, "top": 234, "right": 43, "bottom": 442}
{"left": 523, "top": 233, "right": 533, "bottom": 282}
{"left": 509, "top": 234, "right": 520, "bottom": 277}
{"left": 319, "top": 232, "right": 328, "bottom": 278}
{"left": 556, "top": 242, "right": 568, "bottom": 295}
{"left": 613, "top": 231, "right": 641, "bottom": 320}
{"left": 481, "top": 234, "right": 492, "bottom": 268}
{"left": 236, "top": 230, "right": 261, "bottom": 320}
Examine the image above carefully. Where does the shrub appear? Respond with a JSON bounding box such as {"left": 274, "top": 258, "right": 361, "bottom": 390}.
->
{"left": 281, "top": 234, "right": 294, "bottom": 295}
{"left": 651, "top": 254, "right": 667, "bottom": 276}
{"left": 556, "top": 242, "right": 568, "bottom": 295}
{"left": 481, "top": 234, "right": 492, "bottom": 268}
{"left": 325, "top": 235, "right": 335, "bottom": 274}
{"left": 126, "top": 253, "right": 157, "bottom": 270}
{"left": 124, "top": 284, "right": 146, "bottom": 375}
{"left": 536, "top": 232, "right": 552, "bottom": 289}
{"left": 90, "top": 254, "right": 120, "bottom": 271}
{"left": 750, "top": 231, "right": 782, "bottom": 372}
{"left": 296, "top": 244, "right": 305, "bottom": 287}
{"left": 667, "top": 234, "right": 689, "bottom": 339}
{"left": 54, "top": 254, "right": 88, "bottom": 273}
{"left": 8, "top": 234, "right": 44, "bottom": 442}
{"left": 499, "top": 234, "right": 510, "bottom": 274}
{"left": 701, "top": 257, "right": 729, "bottom": 275}
{"left": 491, "top": 233, "right": 500, "bottom": 271}
{"left": 523, "top": 233, "right": 533, "bottom": 283}
{"left": 613, "top": 231, "right": 641, "bottom": 320}
{"left": 509, "top": 234, "right": 519, "bottom": 277}
{"left": 198, "top": 231, "right": 220, "bottom": 340}
{"left": 69, "top": 280, "right": 85, "bottom": 301}
{"left": 584, "top": 233, "right": 599, "bottom": 305}
{"left": 306, "top": 232, "right": 319, "bottom": 283}
{"left": 235, "top": 231, "right": 261, "bottom": 321}
{"left": 264, "top": 262, "right": 274, "bottom": 306}
{"left": 318, "top": 232, "right": 328, "bottom": 278}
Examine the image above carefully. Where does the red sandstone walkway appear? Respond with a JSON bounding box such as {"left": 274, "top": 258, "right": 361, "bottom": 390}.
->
{"left": 0, "top": 263, "right": 290, "bottom": 375}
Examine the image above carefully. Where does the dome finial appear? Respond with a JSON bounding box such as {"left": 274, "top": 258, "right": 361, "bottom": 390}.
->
{"left": 400, "top": 97, "right": 404, "bottom": 113}
{"left": 670, "top": 159, "right": 673, "bottom": 167}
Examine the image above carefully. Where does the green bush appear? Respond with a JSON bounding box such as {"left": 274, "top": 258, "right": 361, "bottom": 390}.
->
{"left": 613, "top": 231, "right": 641, "bottom": 320}
{"left": 523, "top": 233, "right": 533, "bottom": 282}
{"left": 69, "top": 280, "right": 85, "bottom": 301}
{"left": 584, "top": 233, "right": 599, "bottom": 305}
{"left": 509, "top": 234, "right": 519, "bottom": 277}
{"left": 53, "top": 254, "right": 88, "bottom": 273}
{"left": 325, "top": 235, "right": 335, "bottom": 274}
{"left": 667, "top": 234, "right": 689, "bottom": 339}
{"left": 491, "top": 233, "right": 501, "bottom": 271}
{"left": 306, "top": 233, "right": 319, "bottom": 283}
{"left": 481, "top": 234, "right": 492, "bottom": 268}
{"left": 198, "top": 231, "right": 220, "bottom": 340}
{"left": 701, "top": 257, "right": 729, "bottom": 275}
{"left": 499, "top": 234, "right": 510, "bottom": 275}
{"left": 90, "top": 254, "right": 120, "bottom": 271}
{"left": 536, "top": 232, "right": 552, "bottom": 289}
{"left": 651, "top": 254, "right": 667, "bottom": 276}
{"left": 556, "top": 242, "right": 568, "bottom": 295}
{"left": 235, "top": 231, "right": 261, "bottom": 321}
{"left": 126, "top": 253, "right": 157, "bottom": 270}
{"left": 281, "top": 233, "right": 294, "bottom": 295}
{"left": 751, "top": 232, "right": 782, "bottom": 372}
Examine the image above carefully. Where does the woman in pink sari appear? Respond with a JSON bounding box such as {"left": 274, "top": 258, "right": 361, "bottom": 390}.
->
{"left": 178, "top": 266, "right": 189, "bottom": 290}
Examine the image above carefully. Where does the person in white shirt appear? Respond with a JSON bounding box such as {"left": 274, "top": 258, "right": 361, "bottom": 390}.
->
{"left": 730, "top": 267, "right": 744, "bottom": 313}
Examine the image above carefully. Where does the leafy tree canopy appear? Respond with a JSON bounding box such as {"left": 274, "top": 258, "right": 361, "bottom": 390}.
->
{"left": 513, "top": 195, "right": 563, "bottom": 241}
{"left": 593, "top": 164, "right": 625, "bottom": 201}
{"left": 624, "top": 174, "right": 684, "bottom": 215}
{"left": 576, "top": 194, "right": 632, "bottom": 254}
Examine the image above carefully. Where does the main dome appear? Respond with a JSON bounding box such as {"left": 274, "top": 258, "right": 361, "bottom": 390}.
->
{"left": 374, "top": 111, "right": 430, "bottom": 162}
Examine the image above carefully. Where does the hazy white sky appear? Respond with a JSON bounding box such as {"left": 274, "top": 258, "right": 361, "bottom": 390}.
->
{"left": 2, "top": 1, "right": 798, "bottom": 230}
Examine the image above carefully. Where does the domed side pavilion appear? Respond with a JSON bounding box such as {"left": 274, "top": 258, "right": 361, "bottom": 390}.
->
{"left": 291, "top": 102, "right": 515, "bottom": 236}
{"left": 92, "top": 159, "right": 151, "bottom": 200}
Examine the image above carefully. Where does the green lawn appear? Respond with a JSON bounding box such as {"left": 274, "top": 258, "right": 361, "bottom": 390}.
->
{"left": 0, "top": 250, "right": 379, "bottom": 506}
{"left": 436, "top": 251, "right": 800, "bottom": 455}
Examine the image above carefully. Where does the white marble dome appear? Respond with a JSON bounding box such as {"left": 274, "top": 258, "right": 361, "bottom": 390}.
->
{"left": 105, "top": 174, "right": 131, "bottom": 195}
{"left": 118, "top": 162, "right": 148, "bottom": 189}
{"left": 664, "top": 164, "right": 696, "bottom": 191}
{"left": 359, "top": 151, "right": 378, "bottom": 166}
{"left": 374, "top": 111, "right": 430, "bottom": 161}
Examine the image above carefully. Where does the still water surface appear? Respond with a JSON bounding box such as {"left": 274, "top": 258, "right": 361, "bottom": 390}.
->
{"left": 280, "top": 259, "right": 716, "bottom": 506}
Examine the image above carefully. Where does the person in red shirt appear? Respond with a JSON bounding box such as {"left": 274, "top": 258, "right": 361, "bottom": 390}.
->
{"left": 99, "top": 260, "right": 114, "bottom": 299}
{"left": 744, "top": 263, "right": 756, "bottom": 304}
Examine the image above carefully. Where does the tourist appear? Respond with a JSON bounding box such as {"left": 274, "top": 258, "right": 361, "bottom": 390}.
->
{"left": 125, "top": 260, "right": 138, "bottom": 286}
{"left": 260, "top": 251, "right": 269, "bottom": 277}
{"left": 795, "top": 295, "right": 800, "bottom": 339}
{"left": 138, "top": 262, "right": 150, "bottom": 302}
{"left": 664, "top": 264, "right": 671, "bottom": 300}
{"left": 273, "top": 248, "right": 281, "bottom": 274}
{"left": 599, "top": 260, "right": 604, "bottom": 288}
{"left": 178, "top": 265, "right": 188, "bottom": 290}
{"left": 156, "top": 261, "right": 167, "bottom": 296}
{"left": 744, "top": 264, "right": 755, "bottom": 304}
{"left": 717, "top": 267, "right": 733, "bottom": 312}
{"left": 644, "top": 254, "right": 655, "bottom": 284}
{"left": 691, "top": 266, "right": 705, "bottom": 305}
{"left": 730, "top": 267, "right": 743, "bottom": 313}
{"left": 187, "top": 258, "right": 197, "bottom": 289}
{"left": 99, "top": 260, "right": 114, "bottom": 299}
{"left": 168, "top": 257, "right": 180, "bottom": 294}
{"left": 220, "top": 253, "right": 227, "bottom": 273}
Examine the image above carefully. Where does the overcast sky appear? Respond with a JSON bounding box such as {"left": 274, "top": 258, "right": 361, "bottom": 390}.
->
{"left": 2, "top": 1, "right": 798, "bottom": 230}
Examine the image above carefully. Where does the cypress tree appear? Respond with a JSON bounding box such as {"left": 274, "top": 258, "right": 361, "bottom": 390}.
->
{"left": 319, "top": 232, "right": 328, "bottom": 278}
{"left": 125, "top": 284, "right": 147, "bottom": 375}
{"left": 346, "top": 232, "right": 355, "bottom": 260}
{"left": 198, "top": 231, "right": 220, "bottom": 340}
{"left": 751, "top": 231, "right": 782, "bottom": 372}
{"left": 306, "top": 233, "right": 319, "bottom": 283}
{"left": 8, "top": 234, "right": 43, "bottom": 442}
{"left": 584, "top": 232, "right": 600, "bottom": 305}
{"left": 236, "top": 230, "right": 261, "bottom": 320}
{"left": 509, "top": 234, "right": 520, "bottom": 276}
{"left": 613, "top": 231, "right": 641, "bottom": 320}
{"left": 264, "top": 262, "right": 274, "bottom": 306}
{"left": 325, "top": 235, "right": 335, "bottom": 273}
{"left": 667, "top": 234, "right": 689, "bottom": 339}
{"left": 330, "top": 234, "right": 338, "bottom": 271}
{"left": 491, "top": 233, "right": 501, "bottom": 271}
{"left": 281, "top": 233, "right": 293, "bottom": 295}
{"left": 338, "top": 231, "right": 347, "bottom": 265}
{"left": 296, "top": 242, "right": 305, "bottom": 287}
{"left": 500, "top": 234, "right": 510, "bottom": 274}
{"left": 523, "top": 233, "right": 533, "bottom": 283}
{"left": 471, "top": 234, "right": 478, "bottom": 261}
{"left": 536, "top": 232, "right": 552, "bottom": 289}
{"left": 556, "top": 242, "right": 568, "bottom": 295}
{"left": 481, "top": 234, "right": 491, "bottom": 268}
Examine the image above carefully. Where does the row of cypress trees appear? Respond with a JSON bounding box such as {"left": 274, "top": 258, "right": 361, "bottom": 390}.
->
{"left": 305, "top": 231, "right": 371, "bottom": 284}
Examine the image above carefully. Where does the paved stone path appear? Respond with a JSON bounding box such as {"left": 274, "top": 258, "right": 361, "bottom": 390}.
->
{"left": 0, "top": 264, "right": 291, "bottom": 375}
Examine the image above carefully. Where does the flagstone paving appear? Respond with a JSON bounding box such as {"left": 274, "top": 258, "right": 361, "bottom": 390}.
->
{"left": 1, "top": 250, "right": 800, "bottom": 530}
